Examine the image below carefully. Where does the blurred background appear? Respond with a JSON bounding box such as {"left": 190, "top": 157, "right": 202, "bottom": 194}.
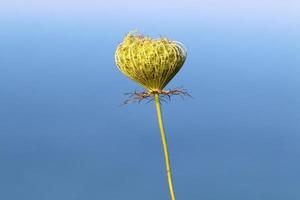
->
{"left": 0, "top": 0, "right": 300, "bottom": 199}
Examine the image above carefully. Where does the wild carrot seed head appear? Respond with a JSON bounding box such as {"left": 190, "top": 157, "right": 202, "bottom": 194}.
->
{"left": 115, "top": 31, "right": 187, "bottom": 92}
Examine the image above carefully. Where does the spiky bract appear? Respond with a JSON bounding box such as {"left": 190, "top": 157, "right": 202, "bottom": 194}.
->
{"left": 115, "top": 31, "right": 187, "bottom": 92}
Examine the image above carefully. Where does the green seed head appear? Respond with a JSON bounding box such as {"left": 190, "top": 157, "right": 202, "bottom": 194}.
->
{"left": 115, "top": 31, "right": 187, "bottom": 92}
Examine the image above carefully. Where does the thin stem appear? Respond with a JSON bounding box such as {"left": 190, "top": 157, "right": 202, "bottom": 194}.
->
{"left": 154, "top": 93, "right": 176, "bottom": 200}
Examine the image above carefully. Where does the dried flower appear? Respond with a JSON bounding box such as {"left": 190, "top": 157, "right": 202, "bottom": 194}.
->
{"left": 115, "top": 31, "right": 189, "bottom": 200}
{"left": 115, "top": 31, "right": 187, "bottom": 92}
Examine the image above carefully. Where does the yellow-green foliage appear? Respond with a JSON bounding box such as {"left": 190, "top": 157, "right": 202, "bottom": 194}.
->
{"left": 115, "top": 31, "right": 187, "bottom": 92}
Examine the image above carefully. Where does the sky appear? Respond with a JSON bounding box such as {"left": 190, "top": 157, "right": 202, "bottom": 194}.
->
{"left": 1, "top": 0, "right": 300, "bottom": 26}
{"left": 0, "top": 0, "right": 300, "bottom": 200}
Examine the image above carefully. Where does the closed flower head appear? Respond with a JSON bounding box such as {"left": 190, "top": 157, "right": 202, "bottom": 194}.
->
{"left": 115, "top": 31, "right": 187, "bottom": 92}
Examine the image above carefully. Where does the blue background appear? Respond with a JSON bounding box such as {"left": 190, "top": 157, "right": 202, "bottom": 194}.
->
{"left": 0, "top": 1, "right": 300, "bottom": 199}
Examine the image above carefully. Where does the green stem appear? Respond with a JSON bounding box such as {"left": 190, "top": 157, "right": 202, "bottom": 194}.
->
{"left": 154, "top": 94, "right": 176, "bottom": 200}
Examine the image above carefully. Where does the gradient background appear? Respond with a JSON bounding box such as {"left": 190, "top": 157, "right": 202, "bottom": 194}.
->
{"left": 1, "top": 0, "right": 300, "bottom": 199}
